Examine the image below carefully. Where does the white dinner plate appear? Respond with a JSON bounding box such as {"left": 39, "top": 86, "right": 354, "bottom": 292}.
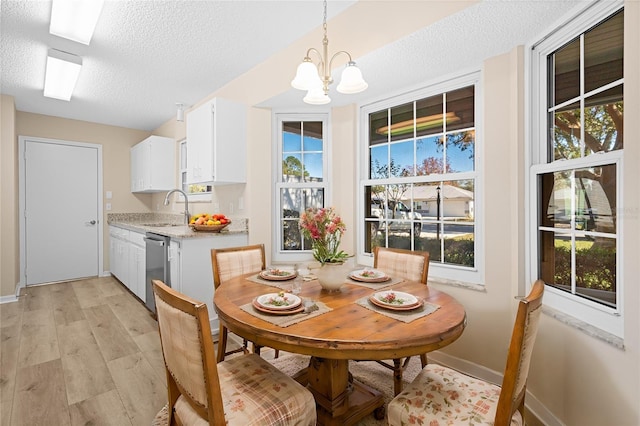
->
{"left": 255, "top": 293, "right": 302, "bottom": 310}
{"left": 349, "top": 269, "right": 390, "bottom": 283}
{"left": 259, "top": 269, "right": 298, "bottom": 281}
{"left": 369, "top": 291, "right": 420, "bottom": 309}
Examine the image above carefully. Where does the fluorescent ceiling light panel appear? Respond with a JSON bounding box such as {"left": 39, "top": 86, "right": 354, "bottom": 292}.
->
{"left": 44, "top": 49, "right": 82, "bottom": 101}
{"left": 49, "top": 0, "right": 105, "bottom": 45}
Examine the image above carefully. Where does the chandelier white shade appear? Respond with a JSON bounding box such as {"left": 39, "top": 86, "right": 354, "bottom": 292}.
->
{"left": 43, "top": 49, "right": 82, "bottom": 101}
{"left": 291, "top": 0, "right": 367, "bottom": 104}
{"left": 303, "top": 87, "right": 331, "bottom": 105}
{"left": 336, "top": 61, "right": 368, "bottom": 94}
{"left": 291, "top": 59, "right": 323, "bottom": 91}
{"left": 49, "top": 0, "right": 105, "bottom": 45}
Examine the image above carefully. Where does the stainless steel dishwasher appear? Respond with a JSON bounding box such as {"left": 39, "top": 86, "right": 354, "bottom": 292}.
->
{"left": 144, "top": 232, "right": 171, "bottom": 313}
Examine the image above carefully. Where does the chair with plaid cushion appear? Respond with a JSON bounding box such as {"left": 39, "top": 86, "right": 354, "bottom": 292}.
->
{"left": 373, "top": 246, "right": 430, "bottom": 396}
{"left": 211, "top": 244, "right": 278, "bottom": 361}
{"left": 152, "top": 279, "right": 316, "bottom": 426}
{"left": 387, "top": 279, "right": 544, "bottom": 426}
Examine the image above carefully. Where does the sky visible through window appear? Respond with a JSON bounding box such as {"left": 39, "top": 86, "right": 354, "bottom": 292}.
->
{"left": 284, "top": 131, "right": 323, "bottom": 179}
{"left": 371, "top": 134, "right": 474, "bottom": 176}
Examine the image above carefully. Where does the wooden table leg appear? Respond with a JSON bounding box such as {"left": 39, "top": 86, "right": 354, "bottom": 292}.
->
{"left": 299, "top": 357, "right": 384, "bottom": 426}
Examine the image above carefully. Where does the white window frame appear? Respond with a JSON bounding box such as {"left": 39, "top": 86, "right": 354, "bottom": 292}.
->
{"left": 357, "top": 72, "right": 484, "bottom": 285}
{"left": 526, "top": 0, "right": 624, "bottom": 338}
{"left": 179, "top": 139, "right": 212, "bottom": 202}
{"left": 272, "top": 113, "right": 330, "bottom": 263}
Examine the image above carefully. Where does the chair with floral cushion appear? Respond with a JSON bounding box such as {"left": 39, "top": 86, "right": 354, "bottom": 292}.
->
{"left": 387, "top": 279, "right": 545, "bottom": 426}
{"left": 151, "top": 279, "right": 316, "bottom": 426}
{"left": 373, "top": 246, "right": 430, "bottom": 396}
{"left": 211, "top": 244, "right": 278, "bottom": 361}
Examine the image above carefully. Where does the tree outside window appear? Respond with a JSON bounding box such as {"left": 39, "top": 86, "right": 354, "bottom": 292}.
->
{"left": 538, "top": 9, "right": 623, "bottom": 310}
{"left": 363, "top": 85, "right": 477, "bottom": 269}
{"left": 275, "top": 118, "right": 328, "bottom": 260}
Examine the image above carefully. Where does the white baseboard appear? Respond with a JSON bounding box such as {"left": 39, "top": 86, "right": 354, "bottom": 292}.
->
{"left": 2, "top": 282, "right": 25, "bottom": 303}
{"left": 429, "top": 350, "right": 564, "bottom": 426}
{"left": 428, "top": 350, "right": 503, "bottom": 384}
{"left": 524, "top": 391, "right": 565, "bottom": 426}
{"left": 210, "top": 318, "right": 219, "bottom": 337}
{"left": 0, "top": 294, "right": 19, "bottom": 304}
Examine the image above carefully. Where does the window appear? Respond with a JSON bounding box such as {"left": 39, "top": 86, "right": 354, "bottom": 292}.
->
{"left": 273, "top": 114, "right": 329, "bottom": 262}
{"left": 359, "top": 74, "right": 480, "bottom": 283}
{"left": 179, "top": 140, "right": 211, "bottom": 200}
{"left": 530, "top": 3, "right": 623, "bottom": 337}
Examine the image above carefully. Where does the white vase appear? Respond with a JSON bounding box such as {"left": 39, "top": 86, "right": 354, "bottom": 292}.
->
{"left": 314, "top": 261, "right": 351, "bottom": 292}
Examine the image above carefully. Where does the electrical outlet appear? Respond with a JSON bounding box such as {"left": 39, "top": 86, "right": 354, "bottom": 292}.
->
{"left": 238, "top": 197, "right": 244, "bottom": 210}
{"left": 106, "top": 203, "right": 112, "bottom": 211}
{"left": 214, "top": 202, "right": 220, "bottom": 211}
{"left": 230, "top": 202, "right": 234, "bottom": 214}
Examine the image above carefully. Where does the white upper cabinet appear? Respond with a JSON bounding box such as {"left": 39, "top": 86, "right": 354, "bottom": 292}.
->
{"left": 130, "top": 135, "right": 176, "bottom": 193}
{"left": 186, "top": 97, "right": 246, "bottom": 184}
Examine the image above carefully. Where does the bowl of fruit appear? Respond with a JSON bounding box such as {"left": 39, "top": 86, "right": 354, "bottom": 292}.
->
{"left": 189, "top": 213, "right": 231, "bottom": 232}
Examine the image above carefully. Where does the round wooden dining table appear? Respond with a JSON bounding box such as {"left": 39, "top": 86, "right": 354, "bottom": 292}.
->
{"left": 213, "top": 274, "right": 466, "bottom": 426}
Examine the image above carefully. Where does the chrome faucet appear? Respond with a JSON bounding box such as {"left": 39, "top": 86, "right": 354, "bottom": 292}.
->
{"left": 164, "top": 189, "right": 190, "bottom": 224}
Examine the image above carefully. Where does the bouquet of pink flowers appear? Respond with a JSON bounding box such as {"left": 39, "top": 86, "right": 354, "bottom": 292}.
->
{"left": 299, "top": 207, "right": 349, "bottom": 265}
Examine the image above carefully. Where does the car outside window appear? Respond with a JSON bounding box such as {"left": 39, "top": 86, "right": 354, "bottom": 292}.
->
{"left": 359, "top": 74, "right": 481, "bottom": 283}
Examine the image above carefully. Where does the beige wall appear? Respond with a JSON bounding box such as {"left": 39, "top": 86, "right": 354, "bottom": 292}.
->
{"left": 1, "top": 95, "right": 18, "bottom": 299}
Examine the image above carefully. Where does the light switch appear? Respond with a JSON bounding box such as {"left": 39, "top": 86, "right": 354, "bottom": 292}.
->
{"left": 106, "top": 191, "right": 113, "bottom": 199}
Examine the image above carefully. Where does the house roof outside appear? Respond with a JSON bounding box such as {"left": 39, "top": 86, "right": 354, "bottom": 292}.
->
{"left": 402, "top": 184, "right": 474, "bottom": 202}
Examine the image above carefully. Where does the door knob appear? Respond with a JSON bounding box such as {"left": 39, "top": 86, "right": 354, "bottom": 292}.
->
{"left": 86, "top": 220, "right": 97, "bottom": 225}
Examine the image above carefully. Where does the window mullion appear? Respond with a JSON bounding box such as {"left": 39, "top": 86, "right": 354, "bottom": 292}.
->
{"left": 442, "top": 92, "right": 448, "bottom": 171}
{"left": 579, "top": 34, "right": 585, "bottom": 158}
{"left": 570, "top": 170, "right": 577, "bottom": 295}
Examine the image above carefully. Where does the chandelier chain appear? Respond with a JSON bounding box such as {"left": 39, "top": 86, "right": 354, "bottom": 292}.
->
{"left": 290, "top": 0, "right": 367, "bottom": 104}
{"left": 322, "top": 0, "right": 327, "bottom": 35}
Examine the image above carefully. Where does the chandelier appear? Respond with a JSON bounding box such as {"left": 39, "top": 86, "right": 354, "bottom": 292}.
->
{"left": 291, "top": 0, "right": 368, "bottom": 105}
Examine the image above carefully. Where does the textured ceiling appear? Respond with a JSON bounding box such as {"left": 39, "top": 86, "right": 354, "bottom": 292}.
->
{"left": 1, "top": 0, "right": 582, "bottom": 131}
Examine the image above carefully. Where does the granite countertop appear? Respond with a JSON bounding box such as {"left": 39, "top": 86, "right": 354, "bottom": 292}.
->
{"left": 107, "top": 213, "right": 248, "bottom": 239}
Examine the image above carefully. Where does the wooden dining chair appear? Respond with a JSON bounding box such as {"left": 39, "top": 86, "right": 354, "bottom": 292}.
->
{"left": 373, "top": 246, "right": 430, "bottom": 396}
{"left": 387, "top": 280, "right": 545, "bottom": 426}
{"left": 210, "top": 244, "right": 278, "bottom": 361}
{"left": 151, "top": 280, "right": 317, "bottom": 426}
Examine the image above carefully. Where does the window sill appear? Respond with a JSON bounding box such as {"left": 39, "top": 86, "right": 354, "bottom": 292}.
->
{"left": 428, "top": 276, "right": 486, "bottom": 293}
{"left": 184, "top": 199, "right": 212, "bottom": 204}
{"left": 175, "top": 194, "right": 212, "bottom": 203}
{"left": 543, "top": 305, "right": 624, "bottom": 350}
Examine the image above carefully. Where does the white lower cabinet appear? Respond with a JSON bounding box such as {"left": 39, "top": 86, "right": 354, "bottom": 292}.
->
{"left": 109, "top": 225, "right": 145, "bottom": 303}
{"left": 110, "top": 224, "right": 248, "bottom": 323}
{"left": 128, "top": 231, "right": 146, "bottom": 303}
{"left": 109, "top": 226, "right": 129, "bottom": 285}
{"left": 169, "top": 240, "right": 181, "bottom": 293}
{"left": 170, "top": 233, "right": 248, "bottom": 330}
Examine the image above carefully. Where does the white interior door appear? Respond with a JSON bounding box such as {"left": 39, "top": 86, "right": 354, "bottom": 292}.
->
{"left": 22, "top": 138, "right": 101, "bottom": 285}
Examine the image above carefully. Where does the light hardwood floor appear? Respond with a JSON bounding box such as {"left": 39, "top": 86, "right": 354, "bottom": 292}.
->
{"left": 0, "top": 276, "right": 243, "bottom": 426}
